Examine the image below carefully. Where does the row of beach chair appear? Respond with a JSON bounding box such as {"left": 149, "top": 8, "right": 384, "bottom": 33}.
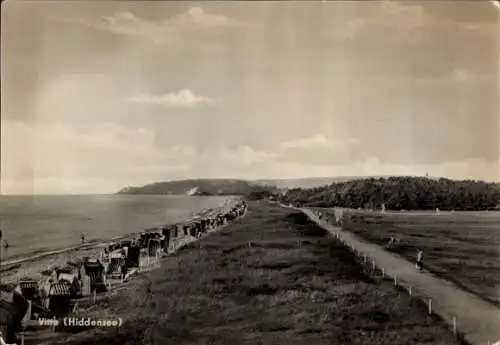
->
{"left": 0, "top": 200, "right": 248, "bottom": 345}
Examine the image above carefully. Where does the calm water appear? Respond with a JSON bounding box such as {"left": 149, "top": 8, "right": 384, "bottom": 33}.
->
{"left": 0, "top": 194, "right": 233, "bottom": 260}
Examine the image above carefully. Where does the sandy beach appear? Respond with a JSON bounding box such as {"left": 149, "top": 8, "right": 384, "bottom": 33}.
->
{"left": 0, "top": 203, "right": 233, "bottom": 285}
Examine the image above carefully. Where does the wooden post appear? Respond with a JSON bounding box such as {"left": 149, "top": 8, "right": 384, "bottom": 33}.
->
{"left": 363, "top": 254, "right": 367, "bottom": 263}
{"left": 428, "top": 298, "right": 432, "bottom": 315}
{"left": 372, "top": 259, "right": 376, "bottom": 270}
{"left": 452, "top": 316, "right": 457, "bottom": 336}
{"left": 381, "top": 268, "right": 385, "bottom": 277}
{"left": 408, "top": 285, "right": 412, "bottom": 297}
{"left": 393, "top": 275, "right": 397, "bottom": 286}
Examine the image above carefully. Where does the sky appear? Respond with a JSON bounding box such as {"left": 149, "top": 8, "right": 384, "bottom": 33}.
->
{"left": 1, "top": 0, "right": 498, "bottom": 195}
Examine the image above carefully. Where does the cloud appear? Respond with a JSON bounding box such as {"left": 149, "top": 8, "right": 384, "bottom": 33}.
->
{"left": 66, "top": 7, "right": 248, "bottom": 45}
{"left": 1, "top": 121, "right": 274, "bottom": 194}
{"left": 329, "top": 1, "right": 428, "bottom": 40}
{"left": 259, "top": 157, "right": 499, "bottom": 182}
{"left": 204, "top": 146, "right": 277, "bottom": 167}
{"left": 128, "top": 89, "right": 220, "bottom": 109}
{"left": 415, "top": 69, "right": 496, "bottom": 85}
{"left": 2, "top": 121, "right": 497, "bottom": 195}
{"left": 329, "top": 0, "right": 495, "bottom": 41}
{"left": 280, "top": 135, "right": 359, "bottom": 150}
{"left": 1, "top": 120, "right": 185, "bottom": 194}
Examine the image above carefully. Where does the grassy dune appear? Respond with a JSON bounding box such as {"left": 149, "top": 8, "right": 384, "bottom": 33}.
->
{"left": 335, "top": 209, "right": 500, "bottom": 307}
{"left": 43, "top": 202, "right": 462, "bottom": 345}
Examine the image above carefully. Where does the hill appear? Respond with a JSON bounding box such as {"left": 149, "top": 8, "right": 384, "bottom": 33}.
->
{"left": 279, "top": 176, "right": 500, "bottom": 211}
{"left": 252, "top": 176, "right": 406, "bottom": 189}
{"left": 116, "top": 179, "right": 276, "bottom": 196}
{"left": 116, "top": 175, "right": 440, "bottom": 196}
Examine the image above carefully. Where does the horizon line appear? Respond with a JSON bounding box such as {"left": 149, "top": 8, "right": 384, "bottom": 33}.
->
{"left": 1, "top": 174, "right": 498, "bottom": 196}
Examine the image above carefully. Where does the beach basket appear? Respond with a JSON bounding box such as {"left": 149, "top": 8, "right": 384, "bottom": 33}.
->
{"left": 48, "top": 282, "right": 71, "bottom": 317}
{"left": 126, "top": 246, "right": 141, "bottom": 268}
{"left": 0, "top": 301, "right": 19, "bottom": 345}
{"left": 147, "top": 239, "right": 161, "bottom": 257}
{"left": 18, "top": 280, "right": 40, "bottom": 304}
{"left": 83, "top": 259, "right": 107, "bottom": 293}
{"left": 107, "top": 255, "right": 125, "bottom": 280}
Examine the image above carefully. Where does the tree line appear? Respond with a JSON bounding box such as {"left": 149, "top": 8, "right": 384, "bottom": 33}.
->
{"left": 277, "top": 177, "right": 500, "bottom": 211}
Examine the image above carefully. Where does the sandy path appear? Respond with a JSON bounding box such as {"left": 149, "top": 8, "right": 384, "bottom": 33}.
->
{"left": 301, "top": 207, "right": 500, "bottom": 345}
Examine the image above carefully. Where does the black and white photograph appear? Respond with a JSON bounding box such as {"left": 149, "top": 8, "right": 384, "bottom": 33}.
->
{"left": 0, "top": 1, "right": 499, "bottom": 344}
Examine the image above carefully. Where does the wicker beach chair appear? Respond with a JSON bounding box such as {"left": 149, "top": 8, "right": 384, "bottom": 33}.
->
{"left": 83, "top": 259, "right": 107, "bottom": 293}
{"left": 0, "top": 301, "right": 19, "bottom": 345}
{"left": 18, "top": 280, "right": 41, "bottom": 305}
{"left": 48, "top": 282, "right": 72, "bottom": 318}
{"left": 126, "top": 246, "right": 141, "bottom": 268}
{"left": 107, "top": 255, "right": 125, "bottom": 280}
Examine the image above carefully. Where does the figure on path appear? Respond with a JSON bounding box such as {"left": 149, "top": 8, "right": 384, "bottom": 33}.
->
{"left": 387, "top": 235, "right": 395, "bottom": 249}
{"left": 81, "top": 232, "right": 86, "bottom": 245}
{"left": 416, "top": 249, "right": 424, "bottom": 271}
{"left": 0, "top": 229, "right": 8, "bottom": 260}
{"left": 145, "top": 279, "right": 153, "bottom": 301}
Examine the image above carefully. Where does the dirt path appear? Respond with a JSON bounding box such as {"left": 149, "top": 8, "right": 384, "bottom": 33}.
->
{"left": 301, "top": 207, "right": 500, "bottom": 345}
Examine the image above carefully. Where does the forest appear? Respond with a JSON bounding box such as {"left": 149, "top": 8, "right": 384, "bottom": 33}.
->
{"left": 278, "top": 177, "right": 500, "bottom": 211}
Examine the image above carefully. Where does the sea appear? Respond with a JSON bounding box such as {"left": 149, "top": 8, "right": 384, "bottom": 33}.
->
{"left": 0, "top": 194, "right": 234, "bottom": 262}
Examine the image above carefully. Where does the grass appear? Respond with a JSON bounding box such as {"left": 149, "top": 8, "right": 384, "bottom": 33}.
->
{"left": 39, "top": 202, "right": 462, "bottom": 345}
{"left": 328, "top": 208, "right": 500, "bottom": 308}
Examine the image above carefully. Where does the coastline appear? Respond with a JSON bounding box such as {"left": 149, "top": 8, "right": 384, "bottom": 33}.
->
{"left": 0, "top": 200, "right": 235, "bottom": 284}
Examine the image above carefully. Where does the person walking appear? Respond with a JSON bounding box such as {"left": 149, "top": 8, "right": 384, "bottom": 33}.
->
{"left": 0, "top": 229, "right": 8, "bottom": 261}
{"left": 145, "top": 279, "right": 153, "bottom": 302}
{"left": 416, "top": 249, "right": 424, "bottom": 271}
{"left": 387, "top": 235, "right": 395, "bottom": 249}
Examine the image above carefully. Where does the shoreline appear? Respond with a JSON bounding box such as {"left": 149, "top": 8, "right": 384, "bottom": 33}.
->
{"left": 0, "top": 201, "right": 236, "bottom": 284}
{"left": 0, "top": 196, "right": 236, "bottom": 268}
{"left": 14, "top": 201, "right": 247, "bottom": 345}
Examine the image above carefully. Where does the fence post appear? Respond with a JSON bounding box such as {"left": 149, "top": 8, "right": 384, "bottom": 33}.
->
{"left": 428, "top": 298, "right": 432, "bottom": 315}
{"left": 363, "top": 254, "right": 367, "bottom": 263}
{"left": 408, "top": 285, "right": 412, "bottom": 297}
{"left": 381, "top": 268, "right": 385, "bottom": 277}
{"left": 452, "top": 316, "right": 457, "bottom": 336}
{"left": 372, "top": 259, "right": 376, "bottom": 270}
